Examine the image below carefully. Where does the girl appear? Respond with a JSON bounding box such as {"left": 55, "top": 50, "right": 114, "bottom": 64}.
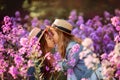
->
{"left": 27, "top": 27, "right": 55, "bottom": 80}
{"left": 49, "top": 19, "right": 94, "bottom": 80}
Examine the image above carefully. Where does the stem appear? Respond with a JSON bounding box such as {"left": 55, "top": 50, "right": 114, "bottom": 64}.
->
{"left": 55, "top": 72, "right": 62, "bottom": 80}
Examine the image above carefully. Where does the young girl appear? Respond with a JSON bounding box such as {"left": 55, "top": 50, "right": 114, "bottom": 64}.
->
{"left": 27, "top": 27, "right": 55, "bottom": 80}
{"left": 49, "top": 19, "right": 94, "bottom": 80}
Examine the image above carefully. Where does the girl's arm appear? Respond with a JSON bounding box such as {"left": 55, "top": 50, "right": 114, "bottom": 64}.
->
{"left": 56, "top": 42, "right": 83, "bottom": 71}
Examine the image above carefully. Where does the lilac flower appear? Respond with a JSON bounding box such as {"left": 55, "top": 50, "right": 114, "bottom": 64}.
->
{"left": 85, "top": 19, "right": 93, "bottom": 27}
{"left": 103, "top": 34, "right": 111, "bottom": 45}
{"left": 53, "top": 52, "right": 62, "bottom": 62}
{"left": 69, "top": 10, "right": 77, "bottom": 21}
{"left": 15, "top": 11, "right": 21, "bottom": 17}
{"left": 67, "top": 69, "right": 74, "bottom": 75}
{"left": 72, "top": 28, "right": 79, "bottom": 35}
{"left": 115, "top": 70, "right": 120, "bottom": 77}
{"left": 101, "top": 53, "right": 108, "bottom": 59}
{"left": 43, "top": 19, "right": 51, "bottom": 25}
{"left": 76, "top": 16, "right": 84, "bottom": 26}
{"left": 9, "top": 66, "right": 18, "bottom": 79}
{"left": 4, "top": 16, "right": 11, "bottom": 23}
{"left": 45, "top": 66, "right": 50, "bottom": 71}
{"left": 2, "top": 25, "right": 11, "bottom": 33}
{"left": 115, "top": 9, "right": 120, "bottom": 16}
{"left": 55, "top": 64, "right": 62, "bottom": 71}
{"left": 31, "top": 17, "right": 39, "bottom": 27}
{"left": 20, "top": 37, "right": 29, "bottom": 47}
{"left": 90, "top": 32, "right": 101, "bottom": 43}
{"left": 14, "top": 55, "right": 24, "bottom": 67}
{"left": 104, "top": 11, "right": 111, "bottom": 21}
{"left": 68, "top": 58, "right": 76, "bottom": 67}
{"left": 71, "top": 44, "right": 80, "bottom": 53}
{"left": 111, "top": 16, "right": 120, "bottom": 26}
{"left": 18, "top": 47, "right": 27, "bottom": 55}
{"left": 116, "top": 25, "right": 120, "bottom": 31}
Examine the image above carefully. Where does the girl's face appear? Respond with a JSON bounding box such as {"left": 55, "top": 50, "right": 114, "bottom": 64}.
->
{"left": 45, "top": 33, "right": 55, "bottom": 48}
{"left": 49, "top": 27, "right": 59, "bottom": 44}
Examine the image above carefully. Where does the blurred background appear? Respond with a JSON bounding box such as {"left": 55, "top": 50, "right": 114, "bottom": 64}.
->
{"left": 0, "top": 0, "right": 120, "bottom": 21}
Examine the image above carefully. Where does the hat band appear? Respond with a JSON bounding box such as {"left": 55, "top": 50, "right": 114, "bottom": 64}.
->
{"left": 54, "top": 25, "right": 71, "bottom": 33}
{"left": 36, "top": 29, "right": 43, "bottom": 38}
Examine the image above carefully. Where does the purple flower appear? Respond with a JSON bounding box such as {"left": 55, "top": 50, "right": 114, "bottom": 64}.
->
{"left": 85, "top": 19, "right": 93, "bottom": 27}
{"left": 67, "top": 69, "right": 74, "bottom": 75}
{"left": 43, "top": 19, "right": 51, "bottom": 25}
{"left": 53, "top": 52, "right": 62, "bottom": 61}
{"left": 68, "top": 58, "right": 76, "bottom": 67}
{"left": 90, "top": 32, "right": 101, "bottom": 43}
{"left": 76, "top": 16, "right": 84, "bottom": 26}
{"left": 103, "top": 34, "right": 111, "bottom": 45}
{"left": 104, "top": 11, "right": 111, "bottom": 20}
{"left": 69, "top": 10, "right": 77, "bottom": 21}
{"left": 31, "top": 17, "right": 39, "bottom": 27}
{"left": 15, "top": 11, "right": 21, "bottom": 17}
{"left": 115, "top": 70, "right": 120, "bottom": 77}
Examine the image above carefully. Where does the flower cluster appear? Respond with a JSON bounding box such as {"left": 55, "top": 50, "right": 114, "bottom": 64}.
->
{"left": 101, "top": 43, "right": 120, "bottom": 80}
{"left": 79, "top": 38, "right": 100, "bottom": 70}
{"left": 101, "top": 14, "right": 120, "bottom": 80}
{"left": 69, "top": 10, "right": 120, "bottom": 55}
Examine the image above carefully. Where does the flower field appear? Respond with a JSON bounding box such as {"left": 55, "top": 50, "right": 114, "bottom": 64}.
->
{"left": 0, "top": 9, "right": 120, "bottom": 80}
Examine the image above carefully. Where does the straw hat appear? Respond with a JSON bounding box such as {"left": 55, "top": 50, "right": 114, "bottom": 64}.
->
{"left": 29, "top": 27, "right": 46, "bottom": 42}
{"left": 52, "top": 19, "right": 73, "bottom": 34}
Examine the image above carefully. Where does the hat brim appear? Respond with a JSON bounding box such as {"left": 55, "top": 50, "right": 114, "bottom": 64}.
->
{"left": 29, "top": 27, "right": 46, "bottom": 43}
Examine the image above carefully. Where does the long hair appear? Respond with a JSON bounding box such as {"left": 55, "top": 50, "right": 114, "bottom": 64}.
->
{"left": 39, "top": 34, "right": 52, "bottom": 79}
{"left": 55, "top": 29, "right": 82, "bottom": 58}
{"left": 40, "top": 34, "right": 48, "bottom": 56}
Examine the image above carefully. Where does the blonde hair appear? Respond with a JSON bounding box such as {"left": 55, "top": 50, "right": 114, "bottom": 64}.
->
{"left": 55, "top": 29, "right": 82, "bottom": 58}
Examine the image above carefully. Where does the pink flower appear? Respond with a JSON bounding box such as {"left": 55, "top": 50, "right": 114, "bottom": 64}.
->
{"left": 55, "top": 64, "right": 61, "bottom": 71}
{"left": 115, "top": 70, "right": 120, "bottom": 77}
{"left": 53, "top": 52, "right": 62, "bottom": 61}
{"left": 101, "top": 53, "right": 108, "bottom": 59}
{"left": 45, "top": 66, "right": 50, "bottom": 71}
{"left": 28, "top": 60, "right": 34, "bottom": 67}
{"left": 111, "top": 16, "right": 120, "bottom": 26}
{"left": 9, "top": 66, "right": 18, "bottom": 79}
{"left": 45, "top": 52, "right": 51, "bottom": 60}
{"left": 20, "top": 37, "right": 29, "bottom": 47}
{"left": 71, "top": 44, "right": 80, "bottom": 53}
{"left": 14, "top": 55, "right": 24, "bottom": 67}
{"left": 68, "top": 58, "right": 76, "bottom": 67}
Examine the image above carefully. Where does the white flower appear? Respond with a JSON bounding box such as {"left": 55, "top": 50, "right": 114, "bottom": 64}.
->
{"left": 82, "top": 38, "right": 94, "bottom": 51}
